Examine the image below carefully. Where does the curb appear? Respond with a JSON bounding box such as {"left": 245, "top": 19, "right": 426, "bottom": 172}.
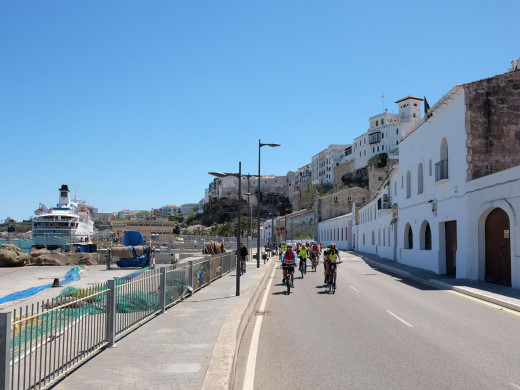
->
{"left": 361, "top": 256, "right": 520, "bottom": 313}
{"left": 201, "top": 258, "right": 277, "bottom": 390}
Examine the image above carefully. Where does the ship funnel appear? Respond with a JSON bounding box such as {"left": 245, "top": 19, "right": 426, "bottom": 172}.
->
{"left": 58, "top": 184, "right": 70, "bottom": 207}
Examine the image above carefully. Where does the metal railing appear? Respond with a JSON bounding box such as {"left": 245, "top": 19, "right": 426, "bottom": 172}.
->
{"left": 1, "top": 252, "right": 236, "bottom": 390}
{"left": 435, "top": 159, "right": 448, "bottom": 181}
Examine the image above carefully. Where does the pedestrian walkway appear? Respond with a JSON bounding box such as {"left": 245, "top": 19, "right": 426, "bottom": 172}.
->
{"left": 52, "top": 256, "right": 275, "bottom": 390}
{"left": 355, "top": 251, "right": 520, "bottom": 313}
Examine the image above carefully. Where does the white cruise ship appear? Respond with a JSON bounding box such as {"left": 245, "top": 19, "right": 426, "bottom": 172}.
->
{"left": 32, "top": 185, "right": 94, "bottom": 247}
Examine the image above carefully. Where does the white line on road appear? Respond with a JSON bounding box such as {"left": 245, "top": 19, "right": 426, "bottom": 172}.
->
{"left": 386, "top": 310, "right": 414, "bottom": 327}
{"left": 242, "top": 264, "right": 276, "bottom": 390}
{"left": 350, "top": 285, "right": 360, "bottom": 293}
{"left": 511, "top": 383, "right": 520, "bottom": 389}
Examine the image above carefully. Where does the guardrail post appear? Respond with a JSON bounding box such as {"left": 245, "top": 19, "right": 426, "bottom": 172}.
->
{"left": 189, "top": 260, "right": 194, "bottom": 291}
{"left": 106, "top": 280, "right": 116, "bottom": 347}
{"left": 159, "top": 268, "right": 166, "bottom": 314}
{"left": 106, "top": 248, "right": 111, "bottom": 270}
{"left": 0, "top": 311, "right": 11, "bottom": 390}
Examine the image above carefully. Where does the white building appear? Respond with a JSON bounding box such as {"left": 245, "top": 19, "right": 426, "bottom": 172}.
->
{"left": 317, "top": 213, "right": 353, "bottom": 251}
{"left": 311, "top": 144, "right": 348, "bottom": 185}
{"left": 352, "top": 96, "right": 423, "bottom": 170}
{"left": 354, "top": 64, "right": 520, "bottom": 288}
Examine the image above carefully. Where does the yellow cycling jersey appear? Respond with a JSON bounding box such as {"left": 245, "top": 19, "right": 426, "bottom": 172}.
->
{"left": 298, "top": 247, "right": 308, "bottom": 258}
{"left": 328, "top": 249, "right": 339, "bottom": 262}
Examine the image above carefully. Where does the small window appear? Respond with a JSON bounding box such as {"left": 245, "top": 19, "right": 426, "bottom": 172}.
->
{"left": 429, "top": 159, "right": 432, "bottom": 176}
{"left": 414, "top": 103, "right": 417, "bottom": 107}
{"left": 382, "top": 145, "right": 384, "bottom": 150}
{"left": 364, "top": 150, "right": 366, "bottom": 156}
{"left": 376, "top": 120, "right": 379, "bottom": 126}
{"left": 396, "top": 128, "right": 399, "bottom": 134}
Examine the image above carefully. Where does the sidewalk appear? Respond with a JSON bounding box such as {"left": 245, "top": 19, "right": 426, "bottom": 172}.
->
{"left": 355, "top": 251, "right": 520, "bottom": 313}
{"left": 52, "top": 257, "right": 275, "bottom": 390}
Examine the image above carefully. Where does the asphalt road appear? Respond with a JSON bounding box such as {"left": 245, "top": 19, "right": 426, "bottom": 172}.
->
{"left": 235, "top": 252, "right": 520, "bottom": 390}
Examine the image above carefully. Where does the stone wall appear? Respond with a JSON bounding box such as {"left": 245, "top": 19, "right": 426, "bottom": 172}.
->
{"left": 465, "top": 69, "right": 520, "bottom": 180}
{"left": 333, "top": 160, "right": 355, "bottom": 187}
{"left": 317, "top": 187, "right": 369, "bottom": 222}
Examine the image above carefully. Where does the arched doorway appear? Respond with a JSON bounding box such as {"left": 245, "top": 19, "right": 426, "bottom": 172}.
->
{"left": 485, "top": 208, "right": 511, "bottom": 286}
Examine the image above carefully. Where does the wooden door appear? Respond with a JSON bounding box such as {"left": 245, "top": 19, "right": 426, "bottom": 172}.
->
{"left": 485, "top": 208, "right": 511, "bottom": 286}
{"left": 445, "top": 221, "right": 457, "bottom": 276}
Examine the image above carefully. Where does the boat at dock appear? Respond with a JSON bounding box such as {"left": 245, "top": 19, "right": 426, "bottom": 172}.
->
{"left": 32, "top": 185, "right": 94, "bottom": 248}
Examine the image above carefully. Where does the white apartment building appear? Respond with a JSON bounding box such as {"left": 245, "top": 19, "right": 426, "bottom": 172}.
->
{"left": 354, "top": 64, "right": 520, "bottom": 288}
{"left": 312, "top": 144, "right": 348, "bottom": 185}
{"left": 351, "top": 96, "right": 423, "bottom": 170}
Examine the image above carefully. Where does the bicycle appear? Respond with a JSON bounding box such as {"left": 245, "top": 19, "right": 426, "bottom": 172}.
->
{"left": 325, "top": 261, "right": 341, "bottom": 294}
{"left": 240, "top": 256, "right": 246, "bottom": 275}
{"left": 299, "top": 257, "right": 307, "bottom": 278}
{"left": 283, "top": 265, "right": 294, "bottom": 295}
{"left": 310, "top": 252, "right": 318, "bottom": 271}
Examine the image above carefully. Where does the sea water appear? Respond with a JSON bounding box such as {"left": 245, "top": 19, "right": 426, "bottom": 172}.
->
{"left": 0, "top": 239, "right": 34, "bottom": 253}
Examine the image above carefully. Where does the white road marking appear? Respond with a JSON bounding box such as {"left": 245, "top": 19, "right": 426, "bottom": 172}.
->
{"left": 510, "top": 383, "right": 520, "bottom": 389}
{"left": 350, "top": 285, "right": 360, "bottom": 293}
{"left": 243, "top": 265, "right": 276, "bottom": 390}
{"left": 386, "top": 310, "right": 414, "bottom": 328}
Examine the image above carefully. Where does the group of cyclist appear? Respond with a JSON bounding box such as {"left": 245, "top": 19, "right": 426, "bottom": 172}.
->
{"left": 280, "top": 241, "right": 341, "bottom": 288}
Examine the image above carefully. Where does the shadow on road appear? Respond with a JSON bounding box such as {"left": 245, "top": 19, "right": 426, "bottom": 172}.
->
{"left": 366, "top": 264, "right": 440, "bottom": 291}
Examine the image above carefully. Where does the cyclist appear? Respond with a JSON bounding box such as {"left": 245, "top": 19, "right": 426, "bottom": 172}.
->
{"left": 323, "top": 245, "right": 331, "bottom": 282}
{"left": 324, "top": 243, "right": 341, "bottom": 284}
{"left": 298, "top": 244, "right": 309, "bottom": 274}
{"left": 310, "top": 241, "right": 320, "bottom": 268}
{"left": 281, "top": 244, "right": 297, "bottom": 287}
{"left": 239, "top": 243, "right": 248, "bottom": 273}
{"left": 279, "top": 242, "right": 287, "bottom": 258}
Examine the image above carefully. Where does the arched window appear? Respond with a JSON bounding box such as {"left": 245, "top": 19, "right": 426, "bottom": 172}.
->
{"left": 405, "top": 224, "right": 413, "bottom": 249}
{"left": 436, "top": 138, "right": 449, "bottom": 181}
{"left": 440, "top": 138, "right": 448, "bottom": 161}
{"left": 420, "top": 221, "right": 432, "bottom": 250}
{"left": 406, "top": 171, "right": 411, "bottom": 199}
{"left": 425, "top": 223, "right": 431, "bottom": 250}
{"left": 417, "top": 163, "right": 423, "bottom": 194}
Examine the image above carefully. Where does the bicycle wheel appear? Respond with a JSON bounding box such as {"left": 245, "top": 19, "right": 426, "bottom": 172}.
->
{"left": 300, "top": 262, "right": 304, "bottom": 279}
{"left": 332, "top": 273, "right": 336, "bottom": 294}
{"left": 328, "top": 278, "right": 332, "bottom": 294}
{"left": 303, "top": 259, "right": 307, "bottom": 274}
{"left": 286, "top": 277, "right": 291, "bottom": 295}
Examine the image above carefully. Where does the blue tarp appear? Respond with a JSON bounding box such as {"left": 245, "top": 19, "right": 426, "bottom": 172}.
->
{"left": 116, "top": 247, "right": 151, "bottom": 268}
{"left": 0, "top": 266, "right": 83, "bottom": 305}
{"left": 123, "top": 231, "right": 144, "bottom": 246}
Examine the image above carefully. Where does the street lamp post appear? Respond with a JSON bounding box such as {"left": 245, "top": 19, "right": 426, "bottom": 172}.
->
{"left": 209, "top": 162, "right": 243, "bottom": 297}
{"left": 257, "top": 139, "right": 280, "bottom": 268}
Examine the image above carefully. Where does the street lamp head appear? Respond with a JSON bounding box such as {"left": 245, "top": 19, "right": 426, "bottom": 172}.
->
{"left": 260, "top": 143, "right": 281, "bottom": 148}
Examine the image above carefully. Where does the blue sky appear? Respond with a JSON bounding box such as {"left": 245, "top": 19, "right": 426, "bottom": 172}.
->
{"left": 1, "top": 0, "right": 519, "bottom": 222}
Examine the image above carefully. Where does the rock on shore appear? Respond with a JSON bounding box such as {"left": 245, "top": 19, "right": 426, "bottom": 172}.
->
{"left": 0, "top": 244, "right": 29, "bottom": 267}
{"left": 28, "top": 248, "right": 100, "bottom": 266}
